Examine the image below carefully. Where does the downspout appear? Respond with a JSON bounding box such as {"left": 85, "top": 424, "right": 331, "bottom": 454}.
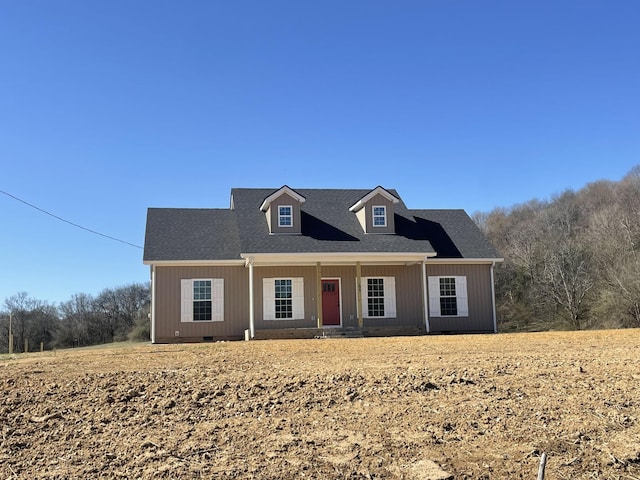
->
{"left": 490, "top": 261, "right": 498, "bottom": 333}
{"left": 150, "top": 265, "right": 156, "bottom": 343}
{"left": 356, "top": 262, "right": 363, "bottom": 328}
{"left": 248, "top": 258, "right": 255, "bottom": 339}
{"left": 422, "top": 260, "right": 430, "bottom": 333}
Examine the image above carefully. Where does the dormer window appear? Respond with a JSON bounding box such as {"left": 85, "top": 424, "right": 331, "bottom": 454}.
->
{"left": 278, "top": 205, "right": 293, "bottom": 227}
{"left": 349, "top": 186, "right": 399, "bottom": 234}
{"left": 372, "top": 206, "right": 387, "bottom": 227}
{"left": 260, "top": 186, "right": 305, "bottom": 234}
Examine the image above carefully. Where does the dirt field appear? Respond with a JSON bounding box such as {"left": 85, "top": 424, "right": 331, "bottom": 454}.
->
{"left": 1, "top": 330, "right": 639, "bottom": 479}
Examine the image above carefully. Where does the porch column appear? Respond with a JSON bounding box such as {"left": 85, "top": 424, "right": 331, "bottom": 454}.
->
{"left": 248, "top": 258, "right": 255, "bottom": 339}
{"left": 150, "top": 265, "right": 156, "bottom": 343}
{"left": 422, "top": 260, "right": 430, "bottom": 333}
{"left": 356, "top": 261, "right": 363, "bottom": 328}
{"left": 316, "top": 262, "right": 322, "bottom": 328}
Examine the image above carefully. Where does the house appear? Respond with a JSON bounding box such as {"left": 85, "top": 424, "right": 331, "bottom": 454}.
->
{"left": 143, "top": 186, "right": 502, "bottom": 343}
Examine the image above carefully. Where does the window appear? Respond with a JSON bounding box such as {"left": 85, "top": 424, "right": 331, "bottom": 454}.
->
{"left": 428, "top": 276, "right": 468, "bottom": 317}
{"left": 181, "top": 279, "right": 224, "bottom": 322}
{"left": 263, "top": 278, "right": 304, "bottom": 320}
{"left": 439, "top": 277, "right": 458, "bottom": 316}
{"left": 367, "top": 278, "right": 385, "bottom": 317}
{"left": 360, "top": 276, "right": 396, "bottom": 318}
{"left": 278, "top": 205, "right": 292, "bottom": 227}
{"left": 275, "top": 279, "right": 293, "bottom": 318}
{"left": 193, "top": 280, "right": 212, "bottom": 320}
{"left": 372, "top": 206, "right": 386, "bottom": 227}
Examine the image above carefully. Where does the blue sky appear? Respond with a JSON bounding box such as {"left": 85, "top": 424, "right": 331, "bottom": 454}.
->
{"left": 1, "top": 1, "right": 638, "bottom": 305}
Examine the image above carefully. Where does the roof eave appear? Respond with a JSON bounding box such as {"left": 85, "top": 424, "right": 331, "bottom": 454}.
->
{"left": 143, "top": 259, "right": 246, "bottom": 266}
{"left": 349, "top": 186, "right": 400, "bottom": 212}
{"left": 259, "top": 185, "right": 307, "bottom": 212}
{"left": 241, "top": 251, "right": 437, "bottom": 266}
{"left": 427, "top": 257, "right": 504, "bottom": 264}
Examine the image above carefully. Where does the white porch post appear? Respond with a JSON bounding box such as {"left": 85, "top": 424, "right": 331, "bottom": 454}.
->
{"left": 356, "top": 261, "right": 363, "bottom": 328}
{"left": 150, "top": 265, "right": 156, "bottom": 343}
{"left": 422, "top": 260, "right": 430, "bottom": 333}
{"left": 316, "top": 262, "right": 323, "bottom": 328}
{"left": 248, "top": 258, "right": 255, "bottom": 339}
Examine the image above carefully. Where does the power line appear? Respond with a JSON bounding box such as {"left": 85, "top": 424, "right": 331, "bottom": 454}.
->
{"left": 0, "top": 188, "right": 143, "bottom": 249}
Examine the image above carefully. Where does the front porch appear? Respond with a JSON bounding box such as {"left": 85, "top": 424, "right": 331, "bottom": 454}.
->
{"left": 252, "top": 325, "right": 426, "bottom": 340}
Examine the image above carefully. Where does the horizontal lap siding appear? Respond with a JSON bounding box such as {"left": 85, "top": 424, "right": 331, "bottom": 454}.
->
{"left": 155, "top": 266, "right": 249, "bottom": 341}
{"left": 426, "top": 263, "right": 494, "bottom": 333}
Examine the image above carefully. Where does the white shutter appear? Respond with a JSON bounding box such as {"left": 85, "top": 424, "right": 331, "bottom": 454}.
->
{"left": 262, "top": 278, "right": 275, "bottom": 320}
{"left": 428, "top": 277, "right": 441, "bottom": 317}
{"left": 360, "top": 277, "right": 369, "bottom": 318}
{"left": 181, "top": 279, "right": 193, "bottom": 322}
{"left": 383, "top": 277, "right": 396, "bottom": 318}
{"left": 455, "top": 276, "right": 468, "bottom": 316}
{"left": 212, "top": 278, "right": 224, "bottom": 322}
{"left": 292, "top": 278, "right": 304, "bottom": 319}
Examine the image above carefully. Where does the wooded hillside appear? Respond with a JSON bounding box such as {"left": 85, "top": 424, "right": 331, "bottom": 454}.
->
{"left": 478, "top": 166, "right": 640, "bottom": 331}
{"left": 2, "top": 167, "right": 639, "bottom": 349}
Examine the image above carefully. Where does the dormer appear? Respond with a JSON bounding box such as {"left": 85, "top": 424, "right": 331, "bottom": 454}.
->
{"left": 260, "top": 185, "right": 306, "bottom": 234}
{"left": 349, "top": 186, "right": 400, "bottom": 234}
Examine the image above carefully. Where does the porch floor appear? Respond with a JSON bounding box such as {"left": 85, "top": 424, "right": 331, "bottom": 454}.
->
{"left": 252, "top": 326, "right": 426, "bottom": 340}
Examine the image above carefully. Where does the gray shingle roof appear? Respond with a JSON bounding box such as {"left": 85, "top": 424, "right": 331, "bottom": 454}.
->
{"left": 143, "top": 208, "right": 241, "bottom": 262}
{"left": 406, "top": 209, "right": 501, "bottom": 259}
{"left": 143, "top": 188, "right": 500, "bottom": 262}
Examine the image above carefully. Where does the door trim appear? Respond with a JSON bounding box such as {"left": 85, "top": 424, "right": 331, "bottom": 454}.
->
{"left": 321, "top": 277, "right": 342, "bottom": 328}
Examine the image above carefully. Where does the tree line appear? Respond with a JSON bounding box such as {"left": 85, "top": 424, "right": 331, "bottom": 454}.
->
{"left": 477, "top": 166, "right": 640, "bottom": 331}
{"left": 2, "top": 166, "right": 639, "bottom": 350}
{"left": 0, "top": 283, "right": 150, "bottom": 353}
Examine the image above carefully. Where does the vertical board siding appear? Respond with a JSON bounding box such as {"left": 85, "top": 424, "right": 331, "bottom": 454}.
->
{"left": 155, "top": 266, "right": 249, "bottom": 341}
{"left": 363, "top": 193, "right": 396, "bottom": 234}
{"left": 360, "top": 265, "right": 424, "bottom": 328}
{"left": 426, "top": 263, "right": 494, "bottom": 332}
{"left": 322, "top": 266, "right": 358, "bottom": 327}
{"left": 255, "top": 266, "right": 317, "bottom": 329}
{"left": 155, "top": 262, "right": 496, "bottom": 341}
{"left": 255, "top": 265, "right": 426, "bottom": 330}
{"left": 269, "top": 193, "right": 302, "bottom": 235}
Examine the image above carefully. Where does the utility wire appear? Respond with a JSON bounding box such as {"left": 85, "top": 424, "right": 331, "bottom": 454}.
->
{"left": 0, "top": 188, "right": 143, "bottom": 249}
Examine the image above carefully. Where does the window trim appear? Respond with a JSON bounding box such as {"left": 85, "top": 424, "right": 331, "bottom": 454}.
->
{"left": 360, "top": 276, "right": 397, "bottom": 319}
{"left": 181, "top": 278, "right": 224, "bottom": 322}
{"left": 278, "top": 205, "right": 293, "bottom": 228}
{"left": 428, "top": 276, "right": 468, "bottom": 317}
{"left": 372, "top": 205, "right": 387, "bottom": 227}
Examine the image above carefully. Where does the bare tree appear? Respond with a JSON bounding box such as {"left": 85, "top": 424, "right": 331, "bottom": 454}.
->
{"left": 4, "top": 292, "right": 35, "bottom": 352}
{"left": 57, "top": 293, "right": 94, "bottom": 347}
{"left": 92, "top": 283, "right": 150, "bottom": 343}
{"left": 543, "top": 242, "right": 595, "bottom": 329}
{"left": 481, "top": 165, "right": 640, "bottom": 331}
{"left": 3, "top": 292, "right": 58, "bottom": 352}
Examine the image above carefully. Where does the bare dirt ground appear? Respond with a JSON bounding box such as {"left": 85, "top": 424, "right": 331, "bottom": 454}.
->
{"left": 1, "top": 330, "right": 639, "bottom": 479}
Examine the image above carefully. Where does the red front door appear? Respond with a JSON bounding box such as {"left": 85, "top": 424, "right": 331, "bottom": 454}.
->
{"left": 322, "top": 279, "right": 341, "bottom": 326}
